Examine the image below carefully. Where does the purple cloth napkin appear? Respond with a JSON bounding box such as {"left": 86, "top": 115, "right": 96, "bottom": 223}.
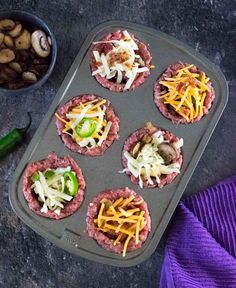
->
{"left": 160, "top": 175, "right": 236, "bottom": 288}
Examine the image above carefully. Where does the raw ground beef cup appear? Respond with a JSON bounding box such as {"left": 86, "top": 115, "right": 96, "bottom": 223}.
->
{"left": 154, "top": 61, "right": 215, "bottom": 124}
{"left": 89, "top": 30, "right": 152, "bottom": 92}
{"left": 86, "top": 187, "right": 151, "bottom": 256}
{"left": 121, "top": 122, "right": 183, "bottom": 188}
{"left": 55, "top": 94, "right": 120, "bottom": 156}
{"left": 23, "top": 152, "right": 86, "bottom": 220}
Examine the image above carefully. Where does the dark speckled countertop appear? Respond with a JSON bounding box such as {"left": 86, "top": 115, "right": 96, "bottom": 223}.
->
{"left": 0, "top": 1, "right": 235, "bottom": 287}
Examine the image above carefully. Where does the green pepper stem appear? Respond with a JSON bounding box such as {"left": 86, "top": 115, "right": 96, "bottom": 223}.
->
{"left": 19, "top": 112, "right": 32, "bottom": 134}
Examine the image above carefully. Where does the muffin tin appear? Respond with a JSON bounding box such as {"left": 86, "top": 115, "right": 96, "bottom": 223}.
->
{"left": 9, "top": 20, "right": 228, "bottom": 267}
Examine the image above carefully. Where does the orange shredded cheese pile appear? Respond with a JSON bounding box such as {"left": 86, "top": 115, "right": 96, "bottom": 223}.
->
{"left": 55, "top": 98, "right": 111, "bottom": 147}
{"left": 94, "top": 195, "right": 147, "bottom": 256}
{"left": 159, "top": 64, "right": 211, "bottom": 122}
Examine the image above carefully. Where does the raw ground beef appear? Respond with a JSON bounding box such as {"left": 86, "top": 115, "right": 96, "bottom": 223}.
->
{"left": 55, "top": 94, "right": 120, "bottom": 156}
{"left": 89, "top": 30, "right": 152, "bottom": 92}
{"left": 86, "top": 187, "right": 151, "bottom": 254}
{"left": 122, "top": 124, "right": 183, "bottom": 188}
{"left": 23, "top": 152, "right": 86, "bottom": 220}
{"left": 154, "top": 61, "right": 215, "bottom": 124}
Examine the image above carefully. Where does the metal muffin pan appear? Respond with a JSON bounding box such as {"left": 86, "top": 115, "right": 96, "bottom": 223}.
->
{"left": 9, "top": 20, "right": 228, "bottom": 267}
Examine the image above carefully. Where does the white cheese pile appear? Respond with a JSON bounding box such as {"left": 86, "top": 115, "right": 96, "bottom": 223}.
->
{"left": 31, "top": 167, "right": 73, "bottom": 215}
{"left": 121, "top": 132, "right": 183, "bottom": 188}
{"left": 92, "top": 30, "right": 149, "bottom": 90}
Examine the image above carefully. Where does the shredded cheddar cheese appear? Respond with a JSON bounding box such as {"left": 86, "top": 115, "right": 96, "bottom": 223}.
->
{"left": 94, "top": 195, "right": 147, "bottom": 256}
{"left": 159, "top": 64, "right": 211, "bottom": 122}
{"left": 55, "top": 98, "right": 112, "bottom": 148}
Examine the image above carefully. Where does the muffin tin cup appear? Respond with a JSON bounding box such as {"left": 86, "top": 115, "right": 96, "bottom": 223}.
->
{"left": 9, "top": 20, "right": 228, "bottom": 267}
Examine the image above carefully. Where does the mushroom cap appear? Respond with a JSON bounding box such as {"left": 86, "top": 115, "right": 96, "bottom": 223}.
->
{"left": 0, "top": 19, "right": 15, "bottom": 31}
{"left": 9, "top": 62, "right": 23, "bottom": 73}
{"left": 0, "top": 66, "right": 18, "bottom": 82}
{"left": 0, "top": 33, "right": 4, "bottom": 45}
{"left": 3, "top": 35, "right": 14, "bottom": 48}
{"left": 31, "top": 30, "right": 51, "bottom": 58}
{"left": 0, "top": 48, "right": 15, "bottom": 63}
{"left": 9, "top": 23, "right": 22, "bottom": 38}
{"left": 157, "top": 143, "right": 177, "bottom": 164}
{"left": 22, "top": 71, "right": 37, "bottom": 82}
{"left": 15, "top": 29, "right": 31, "bottom": 50}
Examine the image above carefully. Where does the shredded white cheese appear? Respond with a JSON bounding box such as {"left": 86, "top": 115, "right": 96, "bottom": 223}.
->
{"left": 66, "top": 105, "right": 92, "bottom": 129}
{"left": 31, "top": 168, "right": 73, "bottom": 215}
{"left": 97, "top": 121, "right": 112, "bottom": 146}
{"left": 92, "top": 30, "right": 149, "bottom": 90}
{"left": 121, "top": 134, "right": 183, "bottom": 188}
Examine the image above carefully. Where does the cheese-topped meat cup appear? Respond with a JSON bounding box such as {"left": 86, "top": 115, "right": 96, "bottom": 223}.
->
{"left": 90, "top": 30, "right": 152, "bottom": 92}
{"left": 86, "top": 187, "right": 151, "bottom": 256}
{"left": 23, "top": 152, "right": 86, "bottom": 220}
{"left": 121, "top": 122, "right": 183, "bottom": 188}
{"left": 154, "top": 62, "right": 215, "bottom": 124}
{"left": 55, "top": 94, "right": 120, "bottom": 156}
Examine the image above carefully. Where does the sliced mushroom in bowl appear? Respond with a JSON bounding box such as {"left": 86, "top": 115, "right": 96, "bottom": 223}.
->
{"left": 0, "top": 10, "right": 57, "bottom": 95}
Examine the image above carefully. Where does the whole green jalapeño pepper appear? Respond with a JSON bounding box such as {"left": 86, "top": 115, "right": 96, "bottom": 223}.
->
{"left": 63, "top": 171, "right": 79, "bottom": 196}
{"left": 75, "top": 118, "right": 97, "bottom": 138}
{"left": 0, "top": 112, "right": 32, "bottom": 158}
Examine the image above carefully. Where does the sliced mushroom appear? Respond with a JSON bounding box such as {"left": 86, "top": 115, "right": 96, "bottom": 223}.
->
{"left": 15, "top": 50, "right": 31, "bottom": 62}
{"left": 22, "top": 71, "right": 37, "bottom": 82}
{"left": 14, "top": 60, "right": 28, "bottom": 72}
{"left": 4, "top": 67, "right": 18, "bottom": 79}
{"left": 3, "top": 35, "right": 14, "bottom": 48}
{"left": 0, "top": 33, "right": 4, "bottom": 45}
{"left": 0, "top": 19, "right": 15, "bottom": 31}
{"left": 4, "top": 80, "right": 28, "bottom": 89}
{"left": 131, "top": 142, "right": 142, "bottom": 158}
{"left": 29, "top": 47, "right": 37, "bottom": 56}
{"left": 0, "top": 19, "right": 51, "bottom": 89}
{"left": 18, "top": 61, "right": 28, "bottom": 72}
{"left": 28, "top": 63, "right": 49, "bottom": 76}
{"left": 157, "top": 143, "right": 177, "bottom": 164}
{"left": 0, "top": 43, "right": 7, "bottom": 49}
{"left": 27, "top": 65, "right": 40, "bottom": 76}
{"left": 33, "top": 64, "right": 48, "bottom": 75}
{"left": 141, "top": 134, "right": 153, "bottom": 144}
{"left": 47, "top": 36, "right": 52, "bottom": 46}
{"left": 0, "top": 48, "right": 15, "bottom": 63}
{"left": 9, "top": 23, "right": 22, "bottom": 38}
{"left": 8, "top": 62, "right": 22, "bottom": 73}
{"left": 31, "top": 30, "right": 51, "bottom": 58}
{"left": 33, "top": 58, "right": 47, "bottom": 65}
{"left": 0, "top": 66, "right": 18, "bottom": 82}
{"left": 0, "top": 65, "right": 5, "bottom": 83}
{"left": 145, "top": 122, "right": 156, "bottom": 133}
{"left": 15, "top": 30, "right": 31, "bottom": 49}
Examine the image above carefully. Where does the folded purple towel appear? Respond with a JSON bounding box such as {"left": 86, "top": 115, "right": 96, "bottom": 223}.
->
{"left": 160, "top": 176, "right": 236, "bottom": 288}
